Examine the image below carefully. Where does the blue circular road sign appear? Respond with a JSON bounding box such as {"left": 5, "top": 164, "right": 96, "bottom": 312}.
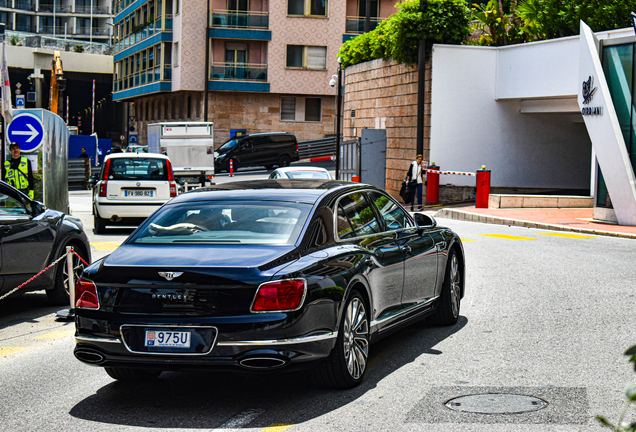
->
{"left": 7, "top": 113, "right": 45, "bottom": 153}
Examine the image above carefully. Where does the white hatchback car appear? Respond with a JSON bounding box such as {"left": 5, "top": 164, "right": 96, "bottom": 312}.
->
{"left": 92, "top": 153, "right": 177, "bottom": 233}
{"left": 268, "top": 166, "right": 332, "bottom": 180}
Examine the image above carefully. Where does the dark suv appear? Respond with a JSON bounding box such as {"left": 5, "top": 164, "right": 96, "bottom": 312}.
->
{"left": 214, "top": 132, "right": 299, "bottom": 172}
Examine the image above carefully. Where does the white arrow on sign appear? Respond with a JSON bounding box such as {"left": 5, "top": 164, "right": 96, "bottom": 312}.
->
{"left": 13, "top": 123, "right": 39, "bottom": 143}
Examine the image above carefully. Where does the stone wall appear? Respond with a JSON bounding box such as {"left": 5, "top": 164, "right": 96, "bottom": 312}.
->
{"left": 132, "top": 91, "right": 336, "bottom": 147}
{"left": 342, "top": 57, "right": 432, "bottom": 200}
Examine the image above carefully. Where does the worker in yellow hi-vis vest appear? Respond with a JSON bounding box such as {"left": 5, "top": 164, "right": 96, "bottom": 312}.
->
{"left": 3, "top": 142, "right": 34, "bottom": 199}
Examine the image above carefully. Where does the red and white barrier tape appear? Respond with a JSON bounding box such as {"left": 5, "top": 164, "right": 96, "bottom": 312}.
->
{"left": 297, "top": 155, "right": 336, "bottom": 163}
{"left": 425, "top": 168, "right": 476, "bottom": 177}
{"left": 0, "top": 249, "right": 88, "bottom": 302}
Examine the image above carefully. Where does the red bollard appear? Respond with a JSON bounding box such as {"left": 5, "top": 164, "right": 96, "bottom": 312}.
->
{"left": 475, "top": 165, "right": 491, "bottom": 208}
{"left": 352, "top": 175, "right": 360, "bottom": 182}
{"left": 426, "top": 164, "right": 440, "bottom": 205}
{"left": 229, "top": 159, "right": 234, "bottom": 177}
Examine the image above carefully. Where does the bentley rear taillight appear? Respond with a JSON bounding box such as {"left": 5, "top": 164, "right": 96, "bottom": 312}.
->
{"left": 75, "top": 278, "right": 99, "bottom": 310}
{"left": 251, "top": 279, "right": 306, "bottom": 312}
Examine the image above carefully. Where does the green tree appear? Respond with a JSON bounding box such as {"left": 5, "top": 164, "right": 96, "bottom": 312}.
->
{"left": 338, "top": 0, "right": 470, "bottom": 69}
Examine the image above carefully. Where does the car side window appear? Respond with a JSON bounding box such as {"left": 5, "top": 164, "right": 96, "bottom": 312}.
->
{"left": 337, "top": 193, "right": 381, "bottom": 238}
{"left": 0, "top": 191, "right": 28, "bottom": 215}
{"left": 367, "top": 190, "right": 411, "bottom": 231}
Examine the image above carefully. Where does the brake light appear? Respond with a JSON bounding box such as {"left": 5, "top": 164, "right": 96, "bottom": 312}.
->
{"left": 251, "top": 279, "right": 306, "bottom": 312}
{"left": 102, "top": 158, "right": 111, "bottom": 180}
{"left": 169, "top": 181, "right": 177, "bottom": 197}
{"left": 99, "top": 181, "right": 108, "bottom": 197}
{"left": 296, "top": 143, "right": 299, "bottom": 153}
{"left": 165, "top": 158, "right": 175, "bottom": 181}
{"left": 75, "top": 278, "right": 99, "bottom": 310}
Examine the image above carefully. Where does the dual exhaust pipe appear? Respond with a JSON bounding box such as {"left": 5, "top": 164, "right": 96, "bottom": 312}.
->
{"left": 76, "top": 349, "right": 288, "bottom": 370}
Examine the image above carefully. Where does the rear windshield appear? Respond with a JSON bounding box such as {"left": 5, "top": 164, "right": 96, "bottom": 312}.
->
{"left": 285, "top": 170, "right": 330, "bottom": 179}
{"left": 106, "top": 158, "right": 169, "bottom": 181}
{"left": 131, "top": 201, "right": 312, "bottom": 245}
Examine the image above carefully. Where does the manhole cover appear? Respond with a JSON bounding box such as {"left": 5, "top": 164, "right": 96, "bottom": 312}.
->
{"left": 445, "top": 393, "right": 548, "bottom": 414}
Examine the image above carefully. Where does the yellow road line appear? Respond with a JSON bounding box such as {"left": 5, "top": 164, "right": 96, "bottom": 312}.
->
{"left": 460, "top": 238, "right": 476, "bottom": 242}
{"left": 538, "top": 233, "right": 597, "bottom": 239}
{"left": 0, "top": 347, "right": 28, "bottom": 357}
{"left": 91, "top": 241, "right": 122, "bottom": 250}
{"left": 259, "top": 426, "right": 293, "bottom": 432}
{"left": 34, "top": 330, "right": 75, "bottom": 340}
{"left": 479, "top": 234, "right": 536, "bottom": 240}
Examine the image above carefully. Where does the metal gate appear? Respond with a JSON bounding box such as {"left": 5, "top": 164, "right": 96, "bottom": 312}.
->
{"left": 360, "top": 129, "right": 387, "bottom": 189}
{"left": 338, "top": 138, "right": 359, "bottom": 181}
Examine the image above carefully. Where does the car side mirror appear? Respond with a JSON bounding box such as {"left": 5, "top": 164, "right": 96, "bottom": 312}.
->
{"left": 31, "top": 201, "right": 46, "bottom": 215}
{"left": 414, "top": 212, "right": 437, "bottom": 232}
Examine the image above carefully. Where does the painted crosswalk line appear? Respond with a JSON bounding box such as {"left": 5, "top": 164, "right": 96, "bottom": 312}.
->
{"left": 91, "top": 241, "right": 122, "bottom": 251}
{"left": 478, "top": 234, "right": 536, "bottom": 240}
{"left": 260, "top": 425, "right": 294, "bottom": 432}
{"left": 0, "top": 347, "right": 27, "bottom": 357}
{"left": 538, "top": 233, "right": 597, "bottom": 239}
{"left": 34, "top": 330, "right": 74, "bottom": 340}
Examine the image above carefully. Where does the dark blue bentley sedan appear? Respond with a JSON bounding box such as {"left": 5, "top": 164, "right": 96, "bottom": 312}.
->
{"left": 74, "top": 180, "right": 464, "bottom": 388}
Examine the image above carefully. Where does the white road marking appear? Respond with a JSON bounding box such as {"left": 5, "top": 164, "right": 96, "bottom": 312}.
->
{"left": 215, "top": 408, "right": 266, "bottom": 429}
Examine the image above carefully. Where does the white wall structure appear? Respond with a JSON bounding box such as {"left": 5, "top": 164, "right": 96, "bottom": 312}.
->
{"left": 430, "top": 39, "right": 592, "bottom": 192}
{"left": 578, "top": 22, "right": 636, "bottom": 225}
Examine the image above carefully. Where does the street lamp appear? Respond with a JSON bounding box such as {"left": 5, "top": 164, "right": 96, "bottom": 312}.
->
{"left": 330, "top": 60, "right": 342, "bottom": 180}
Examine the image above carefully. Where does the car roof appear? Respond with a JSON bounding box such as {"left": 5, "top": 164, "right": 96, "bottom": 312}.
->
{"left": 229, "top": 132, "right": 295, "bottom": 140}
{"left": 167, "top": 179, "right": 353, "bottom": 205}
{"left": 105, "top": 152, "right": 168, "bottom": 160}
{"left": 274, "top": 166, "right": 329, "bottom": 174}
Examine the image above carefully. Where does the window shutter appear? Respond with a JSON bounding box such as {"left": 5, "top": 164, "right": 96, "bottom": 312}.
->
{"left": 281, "top": 97, "right": 296, "bottom": 121}
{"left": 307, "top": 46, "right": 326, "bottom": 70}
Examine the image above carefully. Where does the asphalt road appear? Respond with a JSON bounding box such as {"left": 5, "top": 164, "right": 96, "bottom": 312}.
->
{"left": 1, "top": 175, "right": 635, "bottom": 431}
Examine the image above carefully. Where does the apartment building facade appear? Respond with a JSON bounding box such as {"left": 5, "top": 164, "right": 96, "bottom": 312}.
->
{"left": 0, "top": 0, "right": 113, "bottom": 43}
{"left": 111, "top": 0, "right": 397, "bottom": 146}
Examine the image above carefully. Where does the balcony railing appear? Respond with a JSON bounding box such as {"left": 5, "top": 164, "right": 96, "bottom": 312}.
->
{"left": 211, "top": 10, "right": 269, "bottom": 29}
{"left": 39, "top": 4, "right": 73, "bottom": 12}
{"left": 39, "top": 25, "right": 67, "bottom": 35}
{"left": 75, "top": 5, "right": 111, "bottom": 14}
{"left": 345, "top": 16, "right": 381, "bottom": 33}
{"left": 15, "top": 1, "right": 34, "bottom": 11}
{"left": 75, "top": 26, "right": 108, "bottom": 36}
{"left": 210, "top": 63, "right": 267, "bottom": 81}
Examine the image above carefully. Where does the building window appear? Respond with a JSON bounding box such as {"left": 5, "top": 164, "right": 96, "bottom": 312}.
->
{"left": 281, "top": 97, "right": 322, "bottom": 122}
{"left": 305, "top": 98, "right": 321, "bottom": 121}
{"left": 288, "top": 0, "right": 326, "bottom": 17}
{"left": 281, "top": 97, "right": 296, "bottom": 121}
{"left": 286, "top": 45, "right": 327, "bottom": 70}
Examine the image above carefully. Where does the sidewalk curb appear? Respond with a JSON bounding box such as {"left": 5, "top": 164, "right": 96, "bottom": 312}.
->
{"left": 434, "top": 208, "right": 636, "bottom": 240}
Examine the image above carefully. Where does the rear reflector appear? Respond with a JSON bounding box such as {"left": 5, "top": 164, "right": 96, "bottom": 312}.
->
{"left": 75, "top": 278, "right": 99, "bottom": 310}
{"left": 251, "top": 279, "right": 306, "bottom": 312}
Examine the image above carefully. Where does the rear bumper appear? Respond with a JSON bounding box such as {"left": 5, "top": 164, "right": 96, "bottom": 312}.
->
{"left": 74, "top": 330, "right": 337, "bottom": 371}
{"left": 95, "top": 201, "right": 164, "bottom": 219}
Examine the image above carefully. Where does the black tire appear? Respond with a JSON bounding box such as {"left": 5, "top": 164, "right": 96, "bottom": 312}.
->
{"left": 278, "top": 155, "right": 291, "bottom": 168}
{"left": 94, "top": 208, "right": 107, "bottom": 234}
{"left": 429, "top": 249, "right": 461, "bottom": 326}
{"left": 311, "top": 290, "right": 369, "bottom": 389}
{"left": 105, "top": 367, "right": 162, "bottom": 382}
{"left": 47, "top": 245, "right": 88, "bottom": 305}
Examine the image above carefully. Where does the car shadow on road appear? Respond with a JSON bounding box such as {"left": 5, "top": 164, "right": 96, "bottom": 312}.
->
{"left": 68, "top": 316, "right": 468, "bottom": 429}
{"left": 0, "top": 292, "right": 61, "bottom": 330}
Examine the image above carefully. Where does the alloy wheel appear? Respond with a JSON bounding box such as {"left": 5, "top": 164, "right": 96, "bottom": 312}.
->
{"left": 343, "top": 297, "right": 369, "bottom": 380}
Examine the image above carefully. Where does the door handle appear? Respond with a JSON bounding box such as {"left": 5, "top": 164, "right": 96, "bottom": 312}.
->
{"left": 0, "top": 225, "right": 10, "bottom": 234}
{"left": 401, "top": 245, "right": 411, "bottom": 254}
